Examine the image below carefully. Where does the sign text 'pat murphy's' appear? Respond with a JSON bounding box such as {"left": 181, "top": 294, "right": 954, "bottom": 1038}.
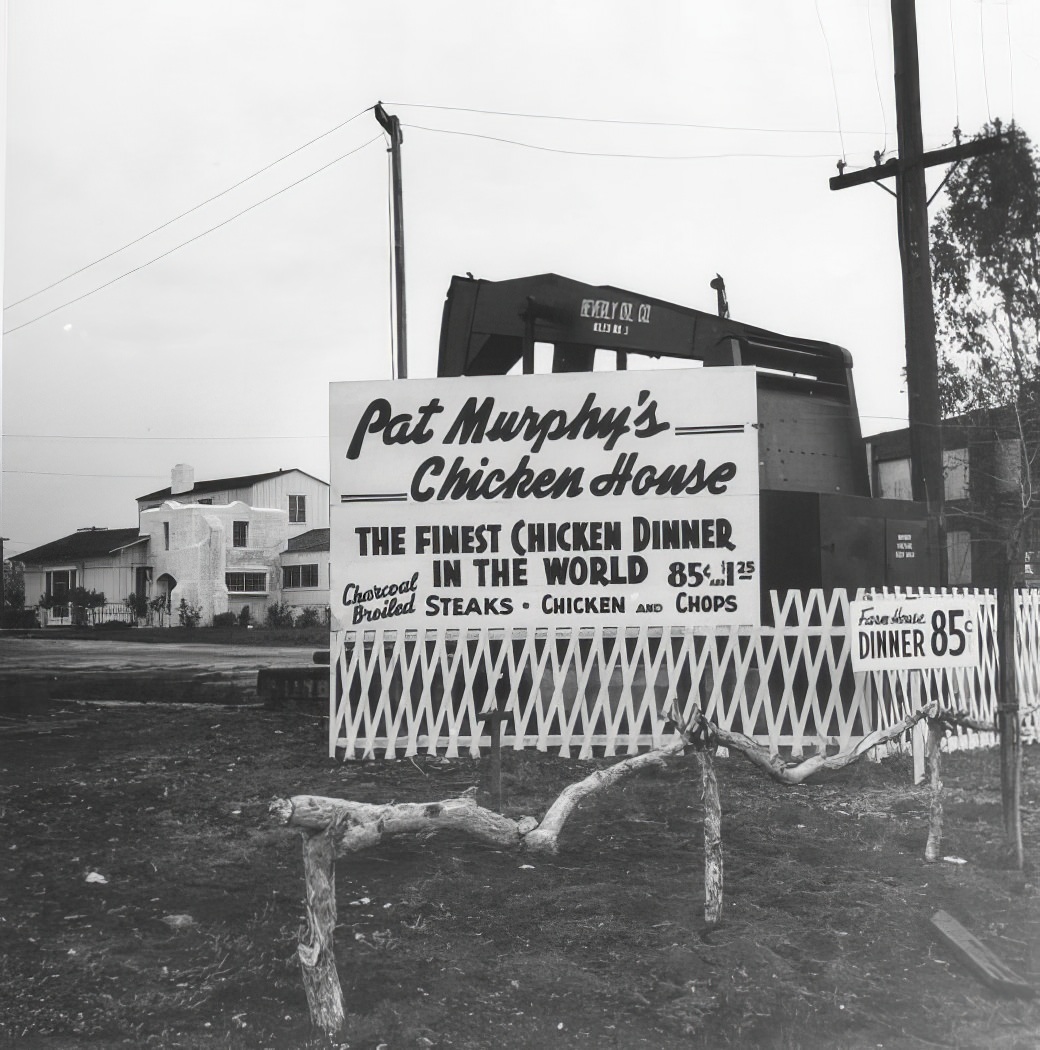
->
{"left": 330, "top": 369, "right": 760, "bottom": 630}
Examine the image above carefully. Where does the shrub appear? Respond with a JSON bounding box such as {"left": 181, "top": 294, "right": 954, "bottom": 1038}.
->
{"left": 238, "top": 605, "right": 251, "bottom": 627}
{"left": 265, "top": 601, "right": 295, "bottom": 628}
{"left": 1, "top": 607, "right": 39, "bottom": 629}
{"left": 95, "top": 619, "right": 133, "bottom": 631}
{"left": 297, "top": 606, "right": 322, "bottom": 629}
{"left": 212, "top": 611, "right": 237, "bottom": 628}
{"left": 149, "top": 594, "right": 170, "bottom": 627}
{"left": 177, "top": 598, "right": 202, "bottom": 628}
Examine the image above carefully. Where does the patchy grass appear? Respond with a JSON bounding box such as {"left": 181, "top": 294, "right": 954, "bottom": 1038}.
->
{"left": 0, "top": 704, "right": 1037, "bottom": 1049}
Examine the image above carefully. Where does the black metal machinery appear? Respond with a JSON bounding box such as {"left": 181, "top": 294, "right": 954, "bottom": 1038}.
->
{"left": 437, "top": 273, "right": 938, "bottom": 598}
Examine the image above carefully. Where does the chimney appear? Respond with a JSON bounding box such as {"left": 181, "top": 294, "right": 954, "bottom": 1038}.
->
{"left": 171, "top": 463, "right": 194, "bottom": 496}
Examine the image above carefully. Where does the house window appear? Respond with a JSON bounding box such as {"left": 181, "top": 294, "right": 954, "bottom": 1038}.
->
{"left": 289, "top": 495, "right": 306, "bottom": 523}
{"left": 946, "top": 530, "right": 973, "bottom": 586}
{"left": 943, "top": 448, "right": 970, "bottom": 501}
{"left": 996, "top": 438, "right": 1023, "bottom": 494}
{"left": 283, "top": 564, "right": 319, "bottom": 588}
{"left": 233, "top": 521, "right": 248, "bottom": 547}
{"left": 876, "top": 458, "right": 912, "bottom": 501}
{"left": 225, "top": 572, "right": 267, "bottom": 593}
{"left": 163, "top": 522, "right": 170, "bottom": 550}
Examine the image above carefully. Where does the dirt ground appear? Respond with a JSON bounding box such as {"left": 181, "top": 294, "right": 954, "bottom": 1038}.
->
{"left": 1, "top": 696, "right": 1037, "bottom": 1050}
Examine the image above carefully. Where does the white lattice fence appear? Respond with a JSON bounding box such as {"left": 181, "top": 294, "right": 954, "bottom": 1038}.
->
{"left": 329, "top": 587, "right": 1033, "bottom": 760}
{"left": 1016, "top": 589, "right": 1040, "bottom": 745}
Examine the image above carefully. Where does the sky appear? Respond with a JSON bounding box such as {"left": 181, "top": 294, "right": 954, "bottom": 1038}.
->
{"left": 2, "top": 0, "right": 1037, "bottom": 562}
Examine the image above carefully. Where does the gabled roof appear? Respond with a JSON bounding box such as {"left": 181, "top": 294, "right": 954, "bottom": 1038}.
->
{"left": 137, "top": 467, "right": 328, "bottom": 502}
{"left": 15, "top": 528, "right": 146, "bottom": 565}
{"left": 286, "top": 528, "right": 330, "bottom": 553}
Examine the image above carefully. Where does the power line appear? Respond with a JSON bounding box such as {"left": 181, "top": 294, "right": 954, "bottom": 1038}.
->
{"left": 3, "top": 433, "right": 327, "bottom": 440}
{"left": 3, "top": 107, "right": 374, "bottom": 313}
{"left": 814, "top": 0, "right": 847, "bottom": 162}
{"left": 867, "top": 0, "right": 889, "bottom": 157}
{"left": 2, "top": 136, "right": 383, "bottom": 337}
{"left": 402, "top": 122, "right": 851, "bottom": 162}
{"left": 385, "top": 100, "right": 884, "bottom": 137}
{"left": 1005, "top": 0, "right": 1016, "bottom": 123}
{"left": 3, "top": 469, "right": 168, "bottom": 479}
{"left": 980, "top": 1, "right": 993, "bottom": 122}
{"left": 949, "top": 0, "right": 961, "bottom": 127}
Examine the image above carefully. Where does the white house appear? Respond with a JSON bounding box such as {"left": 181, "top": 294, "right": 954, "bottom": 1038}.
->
{"left": 16, "top": 528, "right": 151, "bottom": 626}
{"left": 16, "top": 465, "right": 332, "bottom": 625}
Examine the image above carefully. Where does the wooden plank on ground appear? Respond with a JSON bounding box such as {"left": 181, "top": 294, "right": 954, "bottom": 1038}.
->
{"left": 930, "top": 909, "right": 1036, "bottom": 997}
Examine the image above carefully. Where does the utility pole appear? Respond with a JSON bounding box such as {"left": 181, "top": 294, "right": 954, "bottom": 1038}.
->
{"left": 830, "top": 0, "right": 1003, "bottom": 583}
{"left": 374, "top": 103, "right": 407, "bottom": 379}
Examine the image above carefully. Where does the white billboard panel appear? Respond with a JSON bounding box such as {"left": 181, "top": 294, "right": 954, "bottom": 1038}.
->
{"left": 330, "top": 369, "right": 760, "bottom": 629}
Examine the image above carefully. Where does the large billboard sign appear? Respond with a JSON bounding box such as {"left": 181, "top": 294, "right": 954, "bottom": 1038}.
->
{"left": 330, "top": 369, "right": 760, "bottom": 630}
{"left": 848, "top": 595, "right": 980, "bottom": 672}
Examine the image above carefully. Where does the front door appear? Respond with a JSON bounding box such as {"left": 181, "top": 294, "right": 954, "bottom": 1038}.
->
{"left": 46, "top": 569, "right": 76, "bottom": 623}
{"left": 134, "top": 567, "right": 152, "bottom": 619}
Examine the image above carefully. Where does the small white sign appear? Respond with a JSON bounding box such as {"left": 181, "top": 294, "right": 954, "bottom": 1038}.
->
{"left": 848, "top": 595, "right": 980, "bottom": 672}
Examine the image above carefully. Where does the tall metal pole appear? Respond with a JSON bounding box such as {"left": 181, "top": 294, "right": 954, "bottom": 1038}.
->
{"left": 374, "top": 103, "right": 407, "bottom": 379}
{"left": 891, "top": 0, "right": 945, "bottom": 576}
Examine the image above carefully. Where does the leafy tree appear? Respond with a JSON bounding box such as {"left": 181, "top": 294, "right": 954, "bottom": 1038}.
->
{"left": 930, "top": 120, "right": 1040, "bottom": 869}
{"left": 177, "top": 598, "right": 202, "bottom": 629}
{"left": 3, "top": 560, "right": 25, "bottom": 609}
{"left": 1, "top": 561, "right": 34, "bottom": 627}
{"left": 149, "top": 593, "right": 170, "bottom": 627}
{"left": 933, "top": 120, "right": 1040, "bottom": 416}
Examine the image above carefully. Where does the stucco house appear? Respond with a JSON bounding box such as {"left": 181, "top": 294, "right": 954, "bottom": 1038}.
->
{"left": 16, "top": 464, "right": 331, "bottom": 625}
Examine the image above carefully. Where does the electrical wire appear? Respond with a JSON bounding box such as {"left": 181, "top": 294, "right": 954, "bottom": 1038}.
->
{"left": 3, "top": 469, "right": 168, "bottom": 479}
{"left": 3, "top": 433, "right": 327, "bottom": 440}
{"left": 3, "top": 107, "right": 374, "bottom": 313}
{"left": 814, "top": 0, "right": 847, "bottom": 162}
{"left": 2, "top": 136, "right": 383, "bottom": 337}
{"left": 980, "top": 1, "right": 993, "bottom": 122}
{"left": 949, "top": 0, "right": 961, "bottom": 128}
{"left": 401, "top": 122, "right": 851, "bottom": 162}
{"left": 866, "top": 0, "right": 888, "bottom": 158}
{"left": 1005, "top": 0, "right": 1016, "bottom": 124}
{"left": 383, "top": 100, "right": 883, "bottom": 137}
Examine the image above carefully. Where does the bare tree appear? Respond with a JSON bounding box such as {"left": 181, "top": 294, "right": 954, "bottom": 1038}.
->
{"left": 932, "top": 120, "right": 1040, "bottom": 868}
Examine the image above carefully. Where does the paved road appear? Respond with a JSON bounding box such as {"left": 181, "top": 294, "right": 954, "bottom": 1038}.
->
{"left": 0, "top": 637, "right": 320, "bottom": 675}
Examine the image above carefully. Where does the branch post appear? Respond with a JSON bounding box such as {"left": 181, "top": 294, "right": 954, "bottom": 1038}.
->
{"left": 697, "top": 748, "right": 723, "bottom": 926}
{"left": 298, "top": 827, "right": 345, "bottom": 1033}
